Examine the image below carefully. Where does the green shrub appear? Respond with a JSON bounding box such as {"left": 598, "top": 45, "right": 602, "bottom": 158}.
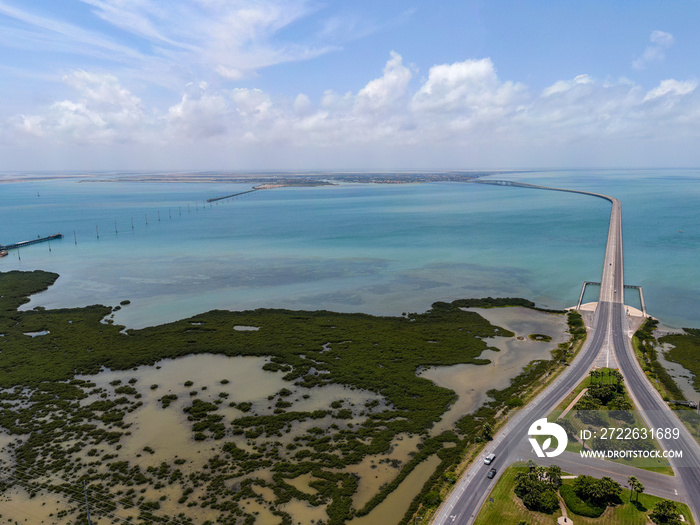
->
{"left": 560, "top": 484, "right": 604, "bottom": 518}
{"left": 423, "top": 491, "right": 442, "bottom": 507}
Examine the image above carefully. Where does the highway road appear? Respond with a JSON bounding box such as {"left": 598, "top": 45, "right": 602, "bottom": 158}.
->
{"left": 589, "top": 188, "right": 700, "bottom": 520}
{"left": 433, "top": 181, "right": 700, "bottom": 524}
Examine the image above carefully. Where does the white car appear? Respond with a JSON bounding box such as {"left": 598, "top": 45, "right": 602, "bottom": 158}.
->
{"left": 484, "top": 453, "right": 496, "bottom": 465}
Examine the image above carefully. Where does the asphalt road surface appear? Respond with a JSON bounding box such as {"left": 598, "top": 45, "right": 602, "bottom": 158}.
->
{"left": 535, "top": 451, "right": 683, "bottom": 502}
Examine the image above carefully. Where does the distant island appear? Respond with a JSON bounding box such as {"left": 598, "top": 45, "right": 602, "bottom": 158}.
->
{"left": 0, "top": 170, "right": 529, "bottom": 185}
{"left": 83, "top": 170, "right": 524, "bottom": 185}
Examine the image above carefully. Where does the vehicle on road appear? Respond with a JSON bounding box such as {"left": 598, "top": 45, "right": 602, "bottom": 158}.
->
{"left": 487, "top": 468, "right": 497, "bottom": 479}
{"left": 484, "top": 453, "right": 496, "bottom": 465}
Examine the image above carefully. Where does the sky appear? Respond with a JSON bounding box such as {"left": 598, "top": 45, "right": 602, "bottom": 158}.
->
{"left": 1, "top": 0, "right": 699, "bottom": 171}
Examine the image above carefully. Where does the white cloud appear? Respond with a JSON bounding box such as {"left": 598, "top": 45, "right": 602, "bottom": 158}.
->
{"left": 542, "top": 74, "right": 592, "bottom": 97}
{"left": 356, "top": 51, "right": 412, "bottom": 111}
{"left": 215, "top": 65, "right": 245, "bottom": 81}
{"left": 78, "top": 0, "right": 333, "bottom": 81}
{"left": 79, "top": 0, "right": 183, "bottom": 47}
{"left": 63, "top": 71, "right": 143, "bottom": 116}
{"left": 14, "top": 114, "right": 45, "bottom": 137}
{"left": 644, "top": 79, "right": 697, "bottom": 101}
{"left": 166, "top": 90, "right": 229, "bottom": 139}
{"left": 293, "top": 93, "right": 312, "bottom": 115}
{"left": 231, "top": 88, "right": 274, "bottom": 119}
{"left": 12, "top": 71, "right": 149, "bottom": 144}
{"left": 650, "top": 30, "right": 674, "bottom": 47}
{"left": 633, "top": 30, "right": 674, "bottom": 70}
{"left": 7, "top": 52, "right": 700, "bottom": 167}
{"left": 412, "top": 58, "right": 525, "bottom": 115}
{"left": 320, "top": 89, "right": 353, "bottom": 110}
{"left": 0, "top": 0, "right": 146, "bottom": 62}
{"left": 0, "top": 0, "right": 342, "bottom": 92}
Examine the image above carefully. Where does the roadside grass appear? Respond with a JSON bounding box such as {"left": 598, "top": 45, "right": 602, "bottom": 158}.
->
{"left": 474, "top": 464, "right": 562, "bottom": 525}
{"left": 675, "top": 407, "right": 700, "bottom": 444}
{"left": 555, "top": 372, "right": 596, "bottom": 412}
{"left": 560, "top": 415, "right": 674, "bottom": 476}
{"left": 633, "top": 320, "right": 700, "bottom": 448}
{"left": 475, "top": 465, "right": 695, "bottom": 525}
{"left": 632, "top": 333, "right": 674, "bottom": 401}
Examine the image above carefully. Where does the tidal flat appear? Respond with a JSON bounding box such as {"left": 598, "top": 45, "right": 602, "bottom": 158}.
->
{"left": 420, "top": 306, "right": 570, "bottom": 434}
{"left": 0, "top": 271, "right": 581, "bottom": 524}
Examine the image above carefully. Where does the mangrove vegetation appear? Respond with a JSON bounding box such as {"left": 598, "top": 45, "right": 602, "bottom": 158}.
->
{"left": 0, "top": 270, "right": 581, "bottom": 524}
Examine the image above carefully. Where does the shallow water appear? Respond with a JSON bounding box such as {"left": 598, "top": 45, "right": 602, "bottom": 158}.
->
{"left": 347, "top": 454, "right": 442, "bottom": 525}
{"left": 286, "top": 472, "right": 318, "bottom": 495}
{"left": 279, "top": 499, "right": 329, "bottom": 525}
{"left": 465, "top": 306, "right": 570, "bottom": 339}
{"left": 0, "top": 487, "right": 67, "bottom": 524}
{"left": 347, "top": 434, "right": 422, "bottom": 509}
{"left": 4, "top": 170, "right": 699, "bottom": 330}
{"left": 420, "top": 307, "right": 569, "bottom": 434}
{"left": 77, "top": 354, "right": 385, "bottom": 462}
{"left": 55, "top": 354, "right": 401, "bottom": 523}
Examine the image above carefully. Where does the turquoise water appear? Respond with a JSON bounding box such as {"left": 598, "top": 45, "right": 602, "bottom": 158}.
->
{"left": 1, "top": 170, "right": 698, "bottom": 329}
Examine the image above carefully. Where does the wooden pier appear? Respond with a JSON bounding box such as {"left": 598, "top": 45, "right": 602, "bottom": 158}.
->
{"left": 0, "top": 233, "right": 64, "bottom": 251}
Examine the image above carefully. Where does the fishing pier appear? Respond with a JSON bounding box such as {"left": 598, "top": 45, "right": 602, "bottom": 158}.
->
{"left": 0, "top": 233, "right": 64, "bottom": 251}
{"left": 206, "top": 189, "right": 258, "bottom": 203}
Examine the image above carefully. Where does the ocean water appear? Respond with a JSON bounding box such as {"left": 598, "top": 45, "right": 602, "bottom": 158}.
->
{"left": 1, "top": 170, "right": 698, "bottom": 329}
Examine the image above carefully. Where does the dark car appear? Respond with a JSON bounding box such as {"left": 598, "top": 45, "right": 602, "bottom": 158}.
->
{"left": 487, "top": 468, "right": 497, "bottom": 479}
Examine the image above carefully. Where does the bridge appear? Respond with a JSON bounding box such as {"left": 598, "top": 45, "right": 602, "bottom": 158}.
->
{"left": 433, "top": 180, "right": 700, "bottom": 525}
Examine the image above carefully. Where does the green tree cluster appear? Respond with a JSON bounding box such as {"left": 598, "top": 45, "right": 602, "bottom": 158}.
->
{"left": 650, "top": 499, "right": 683, "bottom": 525}
{"left": 513, "top": 463, "right": 562, "bottom": 514}
{"left": 572, "top": 474, "right": 622, "bottom": 507}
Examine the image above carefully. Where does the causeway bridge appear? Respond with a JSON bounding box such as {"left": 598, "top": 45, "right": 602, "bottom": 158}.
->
{"left": 433, "top": 180, "right": 700, "bottom": 524}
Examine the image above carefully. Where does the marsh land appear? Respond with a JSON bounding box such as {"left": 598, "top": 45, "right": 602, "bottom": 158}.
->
{"left": 0, "top": 270, "right": 580, "bottom": 524}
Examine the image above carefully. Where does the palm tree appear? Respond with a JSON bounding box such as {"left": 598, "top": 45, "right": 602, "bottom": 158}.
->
{"left": 628, "top": 476, "right": 644, "bottom": 502}
{"left": 634, "top": 479, "right": 644, "bottom": 503}
{"left": 547, "top": 465, "right": 562, "bottom": 489}
{"left": 613, "top": 370, "right": 623, "bottom": 392}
